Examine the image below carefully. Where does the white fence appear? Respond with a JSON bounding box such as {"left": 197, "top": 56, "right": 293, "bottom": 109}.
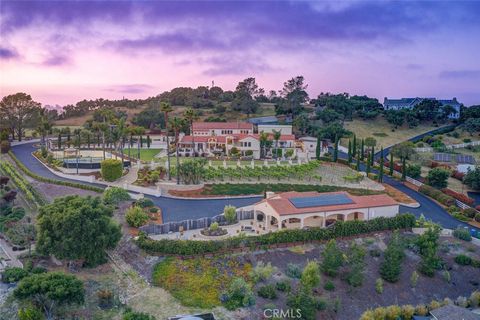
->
{"left": 414, "top": 140, "right": 480, "bottom": 153}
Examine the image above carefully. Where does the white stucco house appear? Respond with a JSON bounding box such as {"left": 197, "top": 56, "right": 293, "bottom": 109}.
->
{"left": 252, "top": 191, "right": 399, "bottom": 231}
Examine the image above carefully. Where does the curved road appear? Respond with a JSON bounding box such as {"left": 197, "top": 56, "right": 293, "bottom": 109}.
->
{"left": 11, "top": 142, "right": 261, "bottom": 223}
{"left": 11, "top": 142, "right": 479, "bottom": 231}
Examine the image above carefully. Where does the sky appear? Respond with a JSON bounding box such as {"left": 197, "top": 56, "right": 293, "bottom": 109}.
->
{"left": 1, "top": 0, "right": 480, "bottom": 106}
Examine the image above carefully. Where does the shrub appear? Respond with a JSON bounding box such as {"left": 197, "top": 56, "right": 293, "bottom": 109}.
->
{"left": 251, "top": 261, "right": 276, "bottom": 283}
{"left": 455, "top": 254, "right": 472, "bottom": 265}
{"left": 315, "top": 298, "right": 328, "bottom": 311}
{"left": 469, "top": 291, "right": 480, "bottom": 308}
{"left": 101, "top": 159, "right": 123, "bottom": 182}
{"left": 475, "top": 213, "right": 480, "bottom": 222}
{"left": 426, "top": 168, "right": 450, "bottom": 189}
{"left": 224, "top": 277, "right": 255, "bottom": 310}
{"left": 380, "top": 231, "right": 404, "bottom": 283}
{"left": 401, "top": 305, "right": 415, "bottom": 320}
{"left": 275, "top": 280, "right": 291, "bottom": 292}
{"left": 209, "top": 222, "right": 219, "bottom": 231}
{"left": 406, "top": 164, "right": 421, "bottom": 179}
{"left": 257, "top": 284, "right": 277, "bottom": 299}
{"left": 324, "top": 280, "right": 335, "bottom": 291}
{"left": 441, "top": 188, "right": 475, "bottom": 206}
{"left": 223, "top": 205, "right": 237, "bottom": 224}
{"left": 369, "top": 249, "right": 381, "bottom": 257}
{"left": 149, "top": 207, "right": 158, "bottom": 213}
{"left": 375, "top": 278, "right": 383, "bottom": 294}
{"left": 286, "top": 263, "right": 302, "bottom": 279}
{"left": 442, "top": 270, "right": 451, "bottom": 283}
{"left": 1, "top": 267, "right": 28, "bottom": 283}
{"left": 125, "top": 206, "right": 149, "bottom": 228}
{"left": 463, "top": 208, "right": 478, "bottom": 219}
{"left": 385, "top": 305, "right": 401, "bottom": 320}
{"left": 453, "top": 228, "right": 472, "bottom": 241}
{"left": 103, "top": 187, "right": 131, "bottom": 205}
{"left": 123, "top": 310, "right": 155, "bottom": 320}
{"left": 18, "top": 306, "right": 45, "bottom": 320}
{"left": 135, "top": 198, "right": 154, "bottom": 208}
{"left": 419, "top": 185, "right": 455, "bottom": 206}
{"left": 0, "top": 140, "right": 10, "bottom": 154}
{"left": 321, "top": 239, "right": 343, "bottom": 277}
{"left": 301, "top": 261, "right": 321, "bottom": 290}
{"left": 456, "top": 296, "right": 469, "bottom": 308}
{"left": 415, "top": 304, "right": 428, "bottom": 316}
{"left": 410, "top": 271, "right": 418, "bottom": 288}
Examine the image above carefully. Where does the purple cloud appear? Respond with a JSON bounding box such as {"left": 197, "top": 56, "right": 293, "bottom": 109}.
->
{"left": 105, "top": 84, "right": 154, "bottom": 94}
{"left": 42, "top": 55, "right": 70, "bottom": 66}
{"left": 0, "top": 47, "right": 19, "bottom": 59}
{"left": 439, "top": 70, "right": 480, "bottom": 79}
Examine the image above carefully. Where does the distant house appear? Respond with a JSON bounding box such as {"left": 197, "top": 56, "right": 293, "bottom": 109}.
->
{"left": 192, "top": 122, "right": 253, "bottom": 136}
{"left": 383, "top": 97, "right": 462, "bottom": 119}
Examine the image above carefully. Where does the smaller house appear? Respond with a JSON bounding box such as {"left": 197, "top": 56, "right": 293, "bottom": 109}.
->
{"left": 429, "top": 304, "right": 479, "bottom": 320}
{"left": 383, "top": 97, "right": 462, "bottom": 119}
{"left": 253, "top": 191, "right": 399, "bottom": 231}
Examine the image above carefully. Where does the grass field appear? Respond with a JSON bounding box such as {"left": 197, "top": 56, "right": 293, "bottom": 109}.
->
{"left": 134, "top": 149, "right": 162, "bottom": 161}
{"left": 342, "top": 117, "right": 442, "bottom": 148}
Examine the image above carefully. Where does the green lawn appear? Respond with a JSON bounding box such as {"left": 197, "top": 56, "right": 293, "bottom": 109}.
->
{"left": 132, "top": 149, "right": 162, "bottom": 161}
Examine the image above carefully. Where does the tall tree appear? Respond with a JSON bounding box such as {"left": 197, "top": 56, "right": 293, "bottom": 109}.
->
{"left": 333, "top": 134, "right": 339, "bottom": 162}
{"left": 259, "top": 131, "right": 269, "bottom": 159}
{"left": 232, "top": 77, "right": 261, "bottom": 116}
{"left": 401, "top": 157, "right": 407, "bottom": 181}
{"left": 272, "top": 129, "right": 281, "bottom": 159}
{"left": 160, "top": 102, "right": 173, "bottom": 180}
{"left": 352, "top": 134, "right": 357, "bottom": 156}
{"left": 36, "top": 195, "right": 121, "bottom": 267}
{"left": 278, "top": 76, "right": 309, "bottom": 120}
{"left": 170, "top": 117, "right": 184, "bottom": 185}
{"left": 14, "top": 272, "right": 85, "bottom": 320}
{"left": 0, "top": 93, "right": 41, "bottom": 141}
{"left": 348, "top": 139, "right": 352, "bottom": 163}
{"left": 379, "top": 147, "right": 384, "bottom": 183}
{"left": 36, "top": 109, "right": 52, "bottom": 149}
{"left": 315, "top": 135, "right": 321, "bottom": 160}
{"left": 360, "top": 139, "right": 365, "bottom": 161}
{"left": 389, "top": 152, "right": 394, "bottom": 175}
{"left": 183, "top": 107, "right": 200, "bottom": 156}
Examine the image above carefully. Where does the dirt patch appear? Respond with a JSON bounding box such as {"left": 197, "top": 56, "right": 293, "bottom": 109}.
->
{"left": 382, "top": 183, "right": 417, "bottom": 204}
{"left": 31, "top": 180, "right": 99, "bottom": 202}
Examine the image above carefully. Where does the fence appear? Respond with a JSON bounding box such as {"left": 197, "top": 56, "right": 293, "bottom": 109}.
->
{"left": 414, "top": 140, "right": 480, "bottom": 153}
{"left": 140, "top": 208, "right": 255, "bottom": 235}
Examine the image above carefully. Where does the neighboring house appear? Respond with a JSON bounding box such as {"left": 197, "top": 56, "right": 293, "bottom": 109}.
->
{"left": 383, "top": 97, "right": 462, "bottom": 119}
{"left": 178, "top": 133, "right": 296, "bottom": 159}
{"left": 429, "top": 304, "right": 479, "bottom": 320}
{"left": 192, "top": 122, "right": 253, "bottom": 136}
{"left": 252, "top": 191, "right": 399, "bottom": 231}
{"left": 297, "top": 136, "right": 329, "bottom": 161}
{"left": 257, "top": 124, "right": 293, "bottom": 135}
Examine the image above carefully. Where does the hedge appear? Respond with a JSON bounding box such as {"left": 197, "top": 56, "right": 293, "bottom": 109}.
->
{"left": 441, "top": 188, "right": 475, "bottom": 206}
{"left": 8, "top": 151, "right": 103, "bottom": 193}
{"left": 418, "top": 185, "right": 455, "bottom": 206}
{"left": 101, "top": 159, "right": 123, "bottom": 182}
{"left": 136, "top": 213, "right": 416, "bottom": 256}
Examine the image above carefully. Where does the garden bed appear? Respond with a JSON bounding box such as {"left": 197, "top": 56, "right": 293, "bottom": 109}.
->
{"left": 169, "top": 183, "right": 385, "bottom": 197}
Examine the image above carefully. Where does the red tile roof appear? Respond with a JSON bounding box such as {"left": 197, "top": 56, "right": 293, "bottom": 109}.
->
{"left": 192, "top": 122, "right": 253, "bottom": 130}
{"left": 180, "top": 133, "right": 295, "bottom": 143}
{"left": 256, "top": 191, "right": 397, "bottom": 216}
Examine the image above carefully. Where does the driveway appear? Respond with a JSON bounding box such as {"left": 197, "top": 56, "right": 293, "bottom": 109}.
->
{"left": 11, "top": 142, "right": 260, "bottom": 222}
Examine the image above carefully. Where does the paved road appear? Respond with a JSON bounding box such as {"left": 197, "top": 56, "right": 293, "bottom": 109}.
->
{"left": 337, "top": 150, "right": 479, "bottom": 232}
{"left": 11, "top": 142, "right": 261, "bottom": 223}
{"left": 11, "top": 141, "right": 479, "bottom": 230}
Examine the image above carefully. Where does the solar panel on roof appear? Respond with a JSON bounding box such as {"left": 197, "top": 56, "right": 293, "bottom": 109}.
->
{"left": 434, "top": 153, "right": 452, "bottom": 162}
{"left": 289, "top": 194, "right": 354, "bottom": 208}
{"left": 456, "top": 154, "right": 475, "bottom": 164}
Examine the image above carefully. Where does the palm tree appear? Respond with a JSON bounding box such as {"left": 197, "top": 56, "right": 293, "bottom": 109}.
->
{"left": 183, "top": 107, "right": 199, "bottom": 157}
{"left": 170, "top": 117, "right": 184, "bottom": 185}
{"left": 131, "top": 126, "right": 145, "bottom": 161}
{"left": 36, "top": 110, "right": 52, "bottom": 149}
{"left": 161, "top": 102, "right": 173, "bottom": 180}
{"left": 259, "top": 131, "right": 268, "bottom": 159}
{"left": 272, "top": 129, "right": 281, "bottom": 160}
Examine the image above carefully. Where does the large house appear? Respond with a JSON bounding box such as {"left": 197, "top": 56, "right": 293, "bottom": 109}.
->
{"left": 383, "top": 97, "right": 462, "bottom": 119}
{"left": 253, "top": 191, "right": 399, "bottom": 231}
{"left": 192, "top": 122, "right": 253, "bottom": 136}
{"left": 178, "top": 121, "right": 297, "bottom": 159}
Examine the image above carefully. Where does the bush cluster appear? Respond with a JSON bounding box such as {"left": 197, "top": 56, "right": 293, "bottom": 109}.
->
{"left": 126, "top": 206, "right": 149, "bottom": 228}
{"left": 137, "top": 214, "right": 416, "bottom": 256}
{"left": 103, "top": 187, "right": 131, "bottom": 205}
{"left": 418, "top": 185, "right": 455, "bottom": 206}
{"left": 101, "top": 159, "right": 123, "bottom": 182}
{"left": 441, "top": 188, "right": 475, "bottom": 206}
{"left": 453, "top": 228, "right": 472, "bottom": 242}
{"left": 455, "top": 254, "right": 480, "bottom": 267}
